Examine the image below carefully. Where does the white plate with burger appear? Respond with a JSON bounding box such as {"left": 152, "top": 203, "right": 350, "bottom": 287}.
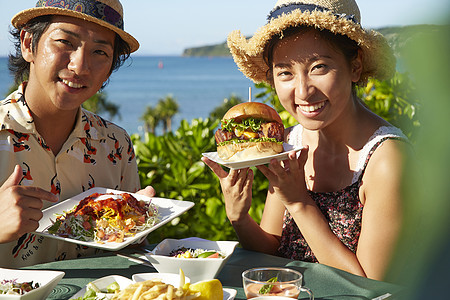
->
{"left": 203, "top": 102, "right": 304, "bottom": 169}
{"left": 203, "top": 143, "right": 304, "bottom": 170}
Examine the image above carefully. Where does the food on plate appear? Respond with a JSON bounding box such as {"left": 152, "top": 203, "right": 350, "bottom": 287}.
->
{"left": 214, "top": 102, "right": 284, "bottom": 161}
{"left": 71, "top": 281, "right": 121, "bottom": 300}
{"left": 48, "top": 192, "right": 159, "bottom": 243}
{"left": 111, "top": 279, "right": 199, "bottom": 300}
{"left": 0, "top": 279, "right": 40, "bottom": 295}
{"left": 169, "top": 247, "right": 225, "bottom": 259}
{"left": 186, "top": 279, "right": 223, "bottom": 300}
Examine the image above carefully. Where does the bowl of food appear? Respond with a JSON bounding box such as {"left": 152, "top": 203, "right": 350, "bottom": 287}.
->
{"left": 242, "top": 267, "right": 313, "bottom": 299}
{"left": 145, "top": 238, "right": 239, "bottom": 282}
{"left": 0, "top": 268, "right": 65, "bottom": 300}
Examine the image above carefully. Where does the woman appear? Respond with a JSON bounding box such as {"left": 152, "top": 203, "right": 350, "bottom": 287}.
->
{"left": 202, "top": 0, "right": 411, "bottom": 280}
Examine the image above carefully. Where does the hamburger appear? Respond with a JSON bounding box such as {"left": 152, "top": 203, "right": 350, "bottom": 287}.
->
{"left": 215, "top": 102, "right": 285, "bottom": 161}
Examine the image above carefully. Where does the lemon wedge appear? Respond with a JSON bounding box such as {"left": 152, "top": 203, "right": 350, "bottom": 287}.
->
{"left": 187, "top": 279, "right": 223, "bottom": 300}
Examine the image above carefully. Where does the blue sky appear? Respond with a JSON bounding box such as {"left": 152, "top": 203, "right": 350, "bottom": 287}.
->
{"left": 0, "top": 0, "right": 449, "bottom": 56}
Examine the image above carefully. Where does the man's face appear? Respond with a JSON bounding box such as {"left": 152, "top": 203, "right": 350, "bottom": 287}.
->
{"left": 22, "top": 15, "right": 115, "bottom": 113}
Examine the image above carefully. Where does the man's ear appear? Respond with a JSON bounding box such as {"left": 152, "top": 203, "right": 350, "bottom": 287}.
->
{"left": 351, "top": 49, "right": 363, "bottom": 83}
{"left": 20, "top": 30, "right": 34, "bottom": 63}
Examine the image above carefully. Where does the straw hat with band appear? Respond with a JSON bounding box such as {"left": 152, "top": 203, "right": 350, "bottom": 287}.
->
{"left": 11, "top": 0, "right": 139, "bottom": 53}
{"left": 227, "top": 0, "right": 395, "bottom": 86}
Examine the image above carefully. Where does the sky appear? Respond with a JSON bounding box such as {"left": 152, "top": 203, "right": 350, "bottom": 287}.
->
{"left": 0, "top": 0, "right": 449, "bottom": 56}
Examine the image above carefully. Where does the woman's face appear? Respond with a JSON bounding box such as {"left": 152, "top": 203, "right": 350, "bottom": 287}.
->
{"left": 272, "top": 29, "right": 362, "bottom": 131}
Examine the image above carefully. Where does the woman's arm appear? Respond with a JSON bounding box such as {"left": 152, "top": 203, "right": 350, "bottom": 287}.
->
{"left": 355, "top": 139, "right": 411, "bottom": 280}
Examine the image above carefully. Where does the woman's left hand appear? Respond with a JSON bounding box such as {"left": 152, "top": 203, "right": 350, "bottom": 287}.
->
{"left": 256, "top": 147, "right": 310, "bottom": 206}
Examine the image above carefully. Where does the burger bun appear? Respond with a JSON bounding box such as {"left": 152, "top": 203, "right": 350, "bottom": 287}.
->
{"left": 223, "top": 102, "right": 282, "bottom": 124}
{"left": 217, "top": 141, "right": 283, "bottom": 162}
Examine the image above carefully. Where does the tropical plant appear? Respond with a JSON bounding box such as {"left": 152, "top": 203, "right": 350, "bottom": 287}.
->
{"left": 140, "top": 105, "right": 161, "bottom": 134}
{"left": 140, "top": 94, "right": 180, "bottom": 135}
{"left": 157, "top": 94, "right": 179, "bottom": 133}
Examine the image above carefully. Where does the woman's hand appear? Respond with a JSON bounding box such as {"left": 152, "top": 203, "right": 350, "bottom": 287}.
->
{"left": 201, "top": 157, "right": 253, "bottom": 223}
{"left": 256, "top": 147, "right": 310, "bottom": 207}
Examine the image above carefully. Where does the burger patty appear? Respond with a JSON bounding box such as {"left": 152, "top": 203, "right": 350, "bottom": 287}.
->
{"left": 215, "top": 122, "right": 284, "bottom": 144}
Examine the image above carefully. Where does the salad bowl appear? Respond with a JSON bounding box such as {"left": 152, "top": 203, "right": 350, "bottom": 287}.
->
{"left": 146, "top": 238, "right": 239, "bottom": 282}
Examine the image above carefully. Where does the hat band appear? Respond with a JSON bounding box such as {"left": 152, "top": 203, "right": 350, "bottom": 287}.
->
{"left": 267, "top": 3, "right": 358, "bottom": 25}
{"left": 36, "top": 0, "right": 124, "bottom": 30}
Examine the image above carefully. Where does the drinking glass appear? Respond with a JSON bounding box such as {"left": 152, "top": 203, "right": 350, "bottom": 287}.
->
{"left": 242, "top": 267, "right": 314, "bottom": 299}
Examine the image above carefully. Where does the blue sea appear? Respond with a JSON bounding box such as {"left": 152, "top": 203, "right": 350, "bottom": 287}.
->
{"left": 0, "top": 56, "right": 253, "bottom": 135}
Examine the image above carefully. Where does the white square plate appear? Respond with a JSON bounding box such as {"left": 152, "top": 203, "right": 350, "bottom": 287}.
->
{"left": 35, "top": 187, "right": 194, "bottom": 251}
{"left": 72, "top": 274, "right": 236, "bottom": 300}
{"left": 202, "top": 143, "right": 304, "bottom": 169}
{"left": 0, "top": 268, "right": 64, "bottom": 300}
{"left": 70, "top": 275, "right": 133, "bottom": 299}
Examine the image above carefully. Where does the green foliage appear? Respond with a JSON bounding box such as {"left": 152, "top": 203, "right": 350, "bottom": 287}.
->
{"left": 356, "top": 73, "right": 420, "bottom": 141}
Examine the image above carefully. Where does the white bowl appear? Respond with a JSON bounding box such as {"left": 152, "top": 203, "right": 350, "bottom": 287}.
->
{"left": 132, "top": 272, "right": 190, "bottom": 287}
{"left": 145, "top": 238, "right": 239, "bottom": 282}
{"left": 0, "top": 268, "right": 64, "bottom": 300}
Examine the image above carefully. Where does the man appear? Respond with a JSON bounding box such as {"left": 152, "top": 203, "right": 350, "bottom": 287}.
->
{"left": 0, "top": 0, "right": 154, "bottom": 268}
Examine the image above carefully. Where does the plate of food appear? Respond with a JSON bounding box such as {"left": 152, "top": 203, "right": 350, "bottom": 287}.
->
{"left": 203, "top": 143, "right": 304, "bottom": 170}
{"left": 203, "top": 101, "right": 304, "bottom": 169}
{"left": 0, "top": 268, "right": 64, "bottom": 300}
{"left": 35, "top": 187, "right": 194, "bottom": 251}
{"left": 71, "top": 274, "right": 236, "bottom": 300}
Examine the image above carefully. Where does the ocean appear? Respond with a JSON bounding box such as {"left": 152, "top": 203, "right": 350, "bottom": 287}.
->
{"left": 0, "top": 56, "right": 254, "bottom": 135}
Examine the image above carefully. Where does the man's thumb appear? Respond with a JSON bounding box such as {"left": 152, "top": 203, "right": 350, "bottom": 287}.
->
{"left": 1, "top": 165, "right": 23, "bottom": 189}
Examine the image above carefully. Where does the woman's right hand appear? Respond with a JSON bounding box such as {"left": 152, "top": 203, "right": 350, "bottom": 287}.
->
{"left": 201, "top": 157, "right": 254, "bottom": 223}
{"left": 0, "top": 165, "right": 58, "bottom": 243}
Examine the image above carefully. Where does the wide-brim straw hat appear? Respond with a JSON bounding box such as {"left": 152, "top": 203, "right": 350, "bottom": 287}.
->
{"left": 11, "top": 0, "right": 139, "bottom": 53}
{"left": 227, "top": 0, "right": 395, "bottom": 85}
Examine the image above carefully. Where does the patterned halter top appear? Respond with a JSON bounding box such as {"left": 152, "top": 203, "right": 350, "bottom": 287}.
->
{"left": 277, "top": 125, "right": 407, "bottom": 262}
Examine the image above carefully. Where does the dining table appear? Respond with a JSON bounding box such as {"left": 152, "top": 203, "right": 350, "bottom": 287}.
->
{"left": 23, "top": 244, "right": 404, "bottom": 300}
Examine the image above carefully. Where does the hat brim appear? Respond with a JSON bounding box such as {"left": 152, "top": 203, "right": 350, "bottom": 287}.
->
{"left": 11, "top": 7, "right": 139, "bottom": 53}
{"left": 227, "top": 9, "right": 395, "bottom": 85}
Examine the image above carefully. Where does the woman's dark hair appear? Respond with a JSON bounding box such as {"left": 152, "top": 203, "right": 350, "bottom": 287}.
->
{"left": 8, "top": 15, "right": 131, "bottom": 88}
{"left": 264, "top": 26, "right": 360, "bottom": 88}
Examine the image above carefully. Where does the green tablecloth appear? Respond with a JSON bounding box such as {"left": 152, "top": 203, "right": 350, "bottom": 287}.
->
{"left": 24, "top": 247, "right": 404, "bottom": 299}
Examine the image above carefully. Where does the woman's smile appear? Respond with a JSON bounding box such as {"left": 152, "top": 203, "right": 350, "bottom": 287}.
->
{"left": 298, "top": 101, "right": 327, "bottom": 114}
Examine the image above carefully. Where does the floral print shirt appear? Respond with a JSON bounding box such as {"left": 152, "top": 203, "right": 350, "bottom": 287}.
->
{"left": 277, "top": 124, "right": 407, "bottom": 261}
{"left": 0, "top": 83, "right": 140, "bottom": 268}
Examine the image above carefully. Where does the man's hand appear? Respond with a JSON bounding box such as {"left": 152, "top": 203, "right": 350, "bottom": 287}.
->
{"left": 0, "top": 165, "right": 58, "bottom": 243}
